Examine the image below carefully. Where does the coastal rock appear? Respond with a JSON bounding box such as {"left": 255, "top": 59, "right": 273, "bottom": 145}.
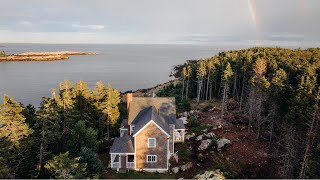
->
{"left": 198, "top": 139, "right": 212, "bottom": 150}
{"left": 172, "top": 167, "right": 179, "bottom": 174}
{"left": 180, "top": 162, "right": 193, "bottom": 171}
{"left": 179, "top": 117, "right": 188, "bottom": 124}
{"left": 196, "top": 135, "right": 203, "bottom": 141}
{"left": 204, "top": 132, "right": 215, "bottom": 138}
{"left": 185, "top": 132, "right": 195, "bottom": 140}
{"left": 183, "top": 111, "right": 189, "bottom": 117}
{"left": 194, "top": 169, "right": 225, "bottom": 179}
{"left": 217, "top": 138, "right": 231, "bottom": 149}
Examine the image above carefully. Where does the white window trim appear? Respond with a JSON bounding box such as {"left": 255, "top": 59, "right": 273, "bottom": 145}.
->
{"left": 148, "top": 138, "right": 156, "bottom": 148}
{"left": 130, "top": 125, "right": 135, "bottom": 135}
{"left": 146, "top": 155, "right": 157, "bottom": 163}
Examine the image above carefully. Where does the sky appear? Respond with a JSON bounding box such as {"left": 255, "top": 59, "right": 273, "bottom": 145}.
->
{"left": 0, "top": 0, "right": 319, "bottom": 46}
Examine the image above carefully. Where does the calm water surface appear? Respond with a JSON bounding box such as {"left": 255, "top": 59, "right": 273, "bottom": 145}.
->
{"left": 0, "top": 43, "right": 247, "bottom": 106}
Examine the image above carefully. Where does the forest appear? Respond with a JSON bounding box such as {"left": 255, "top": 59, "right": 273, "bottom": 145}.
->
{"left": 170, "top": 47, "right": 320, "bottom": 178}
{"left": 1, "top": 47, "right": 320, "bottom": 179}
{"left": 0, "top": 80, "right": 122, "bottom": 178}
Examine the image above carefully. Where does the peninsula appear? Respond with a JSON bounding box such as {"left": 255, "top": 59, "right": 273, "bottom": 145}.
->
{"left": 0, "top": 51, "right": 95, "bottom": 62}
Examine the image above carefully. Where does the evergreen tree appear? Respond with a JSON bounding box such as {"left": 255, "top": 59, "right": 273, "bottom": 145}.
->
{"left": 79, "top": 147, "right": 104, "bottom": 178}
{"left": 0, "top": 95, "right": 33, "bottom": 178}
{"left": 68, "top": 120, "right": 98, "bottom": 155}
{"left": 44, "top": 152, "right": 87, "bottom": 179}
{"left": 196, "top": 61, "right": 207, "bottom": 103}
{"left": 221, "top": 62, "right": 233, "bottom": 119}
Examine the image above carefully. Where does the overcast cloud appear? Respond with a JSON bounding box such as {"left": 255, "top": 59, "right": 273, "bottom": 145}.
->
{"left": 0, "top": 0, "right": 319, "bottom": 46}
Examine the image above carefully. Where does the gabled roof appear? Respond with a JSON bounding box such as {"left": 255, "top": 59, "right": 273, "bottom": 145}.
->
{"left": 110, "top": 134, "right": 134, "bottom": 153}
{"left": 132, "top": 106, "right": 170, "bottom": 136}
{"left": 175, "top": 118, "right": 185, "bottom": 129}
{"left": 128, "top": 97, "right": 176, "bottom": 125}
{"left": 120, "top": 119, "right": 128, "bottom": 129}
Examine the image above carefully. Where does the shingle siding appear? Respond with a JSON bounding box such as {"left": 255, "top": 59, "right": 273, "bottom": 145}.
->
{"left": 135, "top": 122, "right": 168, "bottom": 170}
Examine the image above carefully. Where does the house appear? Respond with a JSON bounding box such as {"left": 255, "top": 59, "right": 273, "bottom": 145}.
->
{"left": 110, "top": 93, "right": 185, "bottom": 172}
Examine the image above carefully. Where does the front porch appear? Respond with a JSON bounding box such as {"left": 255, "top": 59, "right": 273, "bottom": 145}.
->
{"left": 110, "top": 153, "right": 135, "bottom": 171}
{"left": 174, "top": 129, "right": 185, "bottom": 142}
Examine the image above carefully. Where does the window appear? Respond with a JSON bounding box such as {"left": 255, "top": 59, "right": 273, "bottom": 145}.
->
{"left": 114, "top": 155, "right": 120, "bottom": 162}
{"left": 148, "top": 138, "right": 156, "bottom": 148}
{"left": 128, "top": 155, "right": 134, "bottom": 162}
{"left": 147, "top": 155, "right": 157, "bottom": 162}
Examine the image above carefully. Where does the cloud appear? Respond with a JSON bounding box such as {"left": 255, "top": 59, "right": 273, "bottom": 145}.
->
{"left": 71, "top": 24, "right": 105, "bottom": 31}
{"left": 0, "top": 0, "right": 319, "bottom": 45}
{"left": 19, "top": 21, "right": 32, "bottom": 26}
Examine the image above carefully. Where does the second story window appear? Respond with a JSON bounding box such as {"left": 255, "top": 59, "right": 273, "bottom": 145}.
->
{"left": 148, "top": 138, "right": 156, "bottom": 148}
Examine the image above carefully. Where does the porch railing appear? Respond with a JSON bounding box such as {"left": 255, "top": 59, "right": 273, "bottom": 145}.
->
{"left": 112, "top": 162, "right": 120, "bottom": 168}
{"left": 126, "top": 162, "right": 134, "bottom": 169}
{"left": 174, "top": 136, "right": 183, "bottom": 142}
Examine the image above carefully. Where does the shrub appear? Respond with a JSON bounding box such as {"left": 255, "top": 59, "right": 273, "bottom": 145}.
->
{"left": 189, "top": 115, "right": 199, "bottom": 127}
{"left": 175, "top": 144, "right": 192, "bottom": 162}
{"left": 177, "top": 99, "right": 191, "bottom": 112}
{"left": 202, "top": 104, "right": 213, "bottom": 112}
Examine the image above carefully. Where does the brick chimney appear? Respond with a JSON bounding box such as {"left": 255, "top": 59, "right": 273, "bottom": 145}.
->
{"left": 126, "top": 93, "right": 133, "bottom": 110}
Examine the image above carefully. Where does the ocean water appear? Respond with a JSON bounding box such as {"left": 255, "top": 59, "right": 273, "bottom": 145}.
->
{"left": 0, "top": 43, "right": 247, "bottom": 106}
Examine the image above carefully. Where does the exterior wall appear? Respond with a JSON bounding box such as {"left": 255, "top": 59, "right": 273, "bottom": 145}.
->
{"left": 135, "top": 122, "right": 169, "bottom": 170}
{"left": 169, "top": 124, "right": 174, "bottom": 154}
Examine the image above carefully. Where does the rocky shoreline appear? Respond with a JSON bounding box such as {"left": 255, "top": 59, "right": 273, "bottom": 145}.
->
{"left": 121, "top": 79, "right": 179, "bottom": 101}
{"left": 0, "top": 51, "right": 95, "bottom": 62}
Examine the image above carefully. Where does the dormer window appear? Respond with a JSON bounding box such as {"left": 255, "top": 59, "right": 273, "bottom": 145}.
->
{"left": 130, "top": 125, "right": 135, "bottom": 135}
{"left": 148, "top": 138, "right": 156, "bottom": 148}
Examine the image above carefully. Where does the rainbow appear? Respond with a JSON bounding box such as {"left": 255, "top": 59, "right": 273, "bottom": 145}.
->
{"left": 248, "top": 0, "right": 259, "bottom": 32}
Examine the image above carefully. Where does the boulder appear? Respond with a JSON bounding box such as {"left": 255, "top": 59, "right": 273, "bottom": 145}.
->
{"left": 202, "top": 128, "right": 208, "bottom": 132}
{"left": 189, "top": 110, "right": 194, "bottom": 114}
{"left": 172, "top": 167, "right": 179, "bottom": 174}
{"left": 217, "top": 138, "right": 231, "bottom": 149}
{"left": 204, "top": 132, "right": 215, "bottom": 138}
{"left": 179, "top": 117, "right": 188, "bottom": 124}
{"left": 185, "top": 162, "right": 193, "bottom": 170}
{"left": 185, "top": 132, "right": 196, "bottom": 140}
{"left": 198, "top": 139, "right": 212, "bottom": 150}
{"left": 194, "top": 169, "right": 225, "bottom": 179}
{"left": 183, "top": 111, "right": 189, "bottom": 117}
{"left": 180, "top": 162, "right": 193, "bottom": 171}
{"left": 196, "top": 135, "right": 203, "bottom": 141}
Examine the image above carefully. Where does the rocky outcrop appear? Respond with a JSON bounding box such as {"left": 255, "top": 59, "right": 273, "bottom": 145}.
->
{"left": 196, "top": 135, "right": 203, "bottom": 141}
{"left": 180, "top": 162, "right": 193, "bottom": 171}
{"left": 0, "top": 51, "right": 95, "bottom": 62}
{"left": 179, "top": 117, "right": 188, "bottom": 124}
{"left": 194, "top": 169, "right": 225, "bottom": 179}
{"left": 172, "top": 167, "right": 179, "bottom": 174}
{"left": 198, "top": 139, "right": 212, "bottom": 150}
{"left": 217, "top": 138, "right": 231, "bottom": 150}
{"left": 185, "top": 132, "right": 195, "bottom": 140}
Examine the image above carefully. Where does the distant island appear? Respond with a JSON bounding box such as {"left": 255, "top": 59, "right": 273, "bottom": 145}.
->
{"left": 0, "top": 51, "right": 95, "bottom": 62}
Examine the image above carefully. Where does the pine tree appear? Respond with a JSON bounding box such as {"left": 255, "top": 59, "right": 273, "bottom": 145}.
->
{"left": 104, "top": 84, "right": 120, "bottom": 141}
{"left": 181, "top": 66, "right": 187, "bottom": 100}
{"left": 221, "top": 62, "right": 233, "bottom": 119}
{"left": 68, "top": 120, "right": 98, "bottom": 155}
{"left": 0, "top": 95, "right": 33, "bottom": 178}
{"left": 0, "top": 95, "right": 33, "bottom": 145}
{"left": 35, "top": 98, "right": 62, "bottom": 177}
{"left": 44, "top": 152, "right": 87, "bottom": 179}
{"left": 196, "top": 61, "right": 207, "bottom": 103}
{"left": 185, "top": 63, "right": 192, "bottom": 99}
{"left": 248, "top": 58, "right": 270, "bottom": 137}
